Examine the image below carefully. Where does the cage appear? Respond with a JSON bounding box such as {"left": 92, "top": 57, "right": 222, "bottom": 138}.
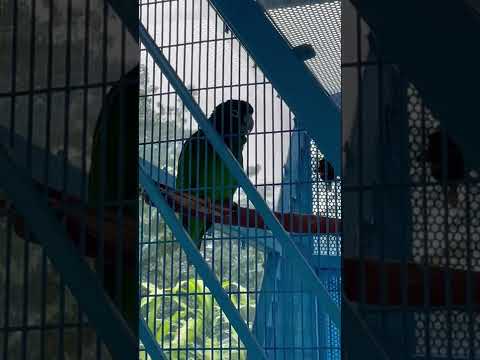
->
{"left": 138, "top": 0, "right": 341, "bottom": 359}
{"left": 0, "top": 0, "right": 343, "bottom": 359}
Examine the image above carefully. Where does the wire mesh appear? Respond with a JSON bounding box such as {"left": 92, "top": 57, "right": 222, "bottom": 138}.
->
{"left": 408, "top": 84, "right": 480, "bottom": 359}
{"left": 139, "top": 0, "right": 341, "bottom": 359}
{"left": 265, "top": 1, "right": 341, "bottom": 95}
{"left": 0, "top": 0, "right": 138, "bottom": 358}
{"left": 342, "top": 1, "right": 480, "bottom": 358}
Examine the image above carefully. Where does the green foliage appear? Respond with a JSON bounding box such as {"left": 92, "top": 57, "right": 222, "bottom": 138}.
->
{"left": 140, "top": 277, "right": 255, "bottom": 360}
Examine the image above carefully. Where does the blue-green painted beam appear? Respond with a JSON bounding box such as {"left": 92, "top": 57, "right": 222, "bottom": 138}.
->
{"left": 209, "top": 0, "right": 341, "bottom": 174}
{"left": 140, "top": 158, "right": 176, "bottom": 188}
{"left": 139, "top": 22, "right": 341, "bottom": 328}
{"left": 0, "top": 145, "right": 137, "bottom": 360}
{"left": 250, "top": 253, "right": 281, "bottom": 360}
{"left": 140, "top": 318, "right": 168, "bottom": 360}
{"left": 139, "top": 164, "right": 268, "bottom": 360}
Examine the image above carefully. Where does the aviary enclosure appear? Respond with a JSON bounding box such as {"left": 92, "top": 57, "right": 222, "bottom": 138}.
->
{"left": 1, "top": 0, "right": 478, "bottom": 359}
{"left": 0, "top": 0, "right": 342, "bottom": 359}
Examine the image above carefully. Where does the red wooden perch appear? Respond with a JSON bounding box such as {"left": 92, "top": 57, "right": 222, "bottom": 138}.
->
{"left": 343, "top": 257, "right": 480, "bottom": 307}
{"left": 0, "top": 180, "right": 340, "bottom": 265}
{"left": 0, "top": 192, "right": 137, "bottom": 269}
{"left": 146, "top": 182, "right": 341, "bottom": 234}
{"left": 4, "top": 180, "right": 478, "bottom": 307}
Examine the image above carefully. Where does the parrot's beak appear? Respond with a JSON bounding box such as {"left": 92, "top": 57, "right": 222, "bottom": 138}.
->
{"left": 241, "top": 114, "right": 254, "bottom": 135}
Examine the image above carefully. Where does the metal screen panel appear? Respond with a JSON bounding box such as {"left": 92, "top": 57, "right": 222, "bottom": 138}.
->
{"left": 408, "top": 84, "right": 480, "bottom": 359}
{"left": 266, "top": 1, "right": 340, "bottom": 95}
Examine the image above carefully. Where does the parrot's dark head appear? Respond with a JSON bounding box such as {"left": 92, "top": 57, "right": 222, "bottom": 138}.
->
{"left": 316, "top": 158, "right": 335, "bottom": 181}
{"left": 211, "top": 100, "right": 254, "bottom": 138}
{"left": 425, "top": 129, "right": 465, "bottom": 182}
{"left": 424, "top": 129, "right": 465, "bottom": 208}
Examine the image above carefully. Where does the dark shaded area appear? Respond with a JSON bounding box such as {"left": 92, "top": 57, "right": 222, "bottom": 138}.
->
{"left": 342, "top": 1, "right": 480, "bottom": 359}
{"left": 0, "top": 0, "right": 140, "bottom": 358}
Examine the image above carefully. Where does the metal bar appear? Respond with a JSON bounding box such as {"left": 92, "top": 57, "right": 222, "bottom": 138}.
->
{"left": 139, "top": 319, "right": 168, "bottom": 360}
{"left": 250, "top": 253, "right": 280, "bottom": 352}
{"left": 139, "top": 164, "right": 268, "bottom": 360}
{"left": 208, "top": 0, "right": 341, "bottom": 174}
{"left": 139, "top": 21, "right": 341, "bottom": 328}
{"left": 77, "top": 0, "right": 91, "bottom": 356}
{"left": 342, "top": 298, "right": 391, "bottom": 360}
{"left": 0, "top": 145, "right": 137, "bottom": 360}
{"left": 41, "top": 0, "right": 55, "bottom": 357}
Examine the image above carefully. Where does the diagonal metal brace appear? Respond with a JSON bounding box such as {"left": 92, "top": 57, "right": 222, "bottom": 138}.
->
{"left": 140, "top": 318, "right": 169, "bottom": 360}
{"left": 139, "top": 164, "right": 268, "bottom": 360}
{"left": 0, "top": 145, "right": 137, "bottom": 360}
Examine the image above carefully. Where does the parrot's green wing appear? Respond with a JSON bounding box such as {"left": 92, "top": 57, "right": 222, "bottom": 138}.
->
{"left": 88, "top": 67, "right": 139, "bottom": 217}
{"left": 175, "top": 132, "right": 209, "bottom": 249}
{"left": 175, "top": 131, "right": 245, "bottom": 249}
{"left": 88, "top": 66, "right": 139, "bottom": 333}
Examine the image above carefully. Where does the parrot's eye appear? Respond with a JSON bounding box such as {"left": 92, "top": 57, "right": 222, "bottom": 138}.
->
{"left": 240, "top": 113, "right": 254, "bottom": 135}
{"left": 231, "top": 108, "right": 240, "bottom": 120}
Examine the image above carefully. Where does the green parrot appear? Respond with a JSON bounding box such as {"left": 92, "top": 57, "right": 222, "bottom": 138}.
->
{"left": 175, "top": 100, "right": 255, "bottom": 250}
{"left": 88, "top": 64, "right": 139, "bottom": 333}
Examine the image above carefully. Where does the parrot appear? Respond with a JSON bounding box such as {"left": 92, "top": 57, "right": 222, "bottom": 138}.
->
{"left": 316, "top": 158, "right": 335, "bottom": 181}
{"left": 424, "top": 128, "right": 465, "bottom": 207}
{"left": 88, "top": 64, "right": 139, "bottom": 333}
{"left": 175, "top": 100, "right": 255, "bottom": 250}
{"left": 314, "top": 157, "right": 336, "bottom": 192}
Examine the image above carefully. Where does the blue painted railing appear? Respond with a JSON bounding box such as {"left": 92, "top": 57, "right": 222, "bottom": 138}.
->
{"left": 140, "top": 318, "right": 168, "bottom": 360}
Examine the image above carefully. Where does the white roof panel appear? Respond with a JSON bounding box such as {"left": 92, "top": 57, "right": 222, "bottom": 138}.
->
{"left": 265, "top": 1, "right": 341, "bottom": 95}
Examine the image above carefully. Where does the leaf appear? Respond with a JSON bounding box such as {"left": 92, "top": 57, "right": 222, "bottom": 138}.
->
{"left": 156, "top": 317, "right": 170, "bottom": 343}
